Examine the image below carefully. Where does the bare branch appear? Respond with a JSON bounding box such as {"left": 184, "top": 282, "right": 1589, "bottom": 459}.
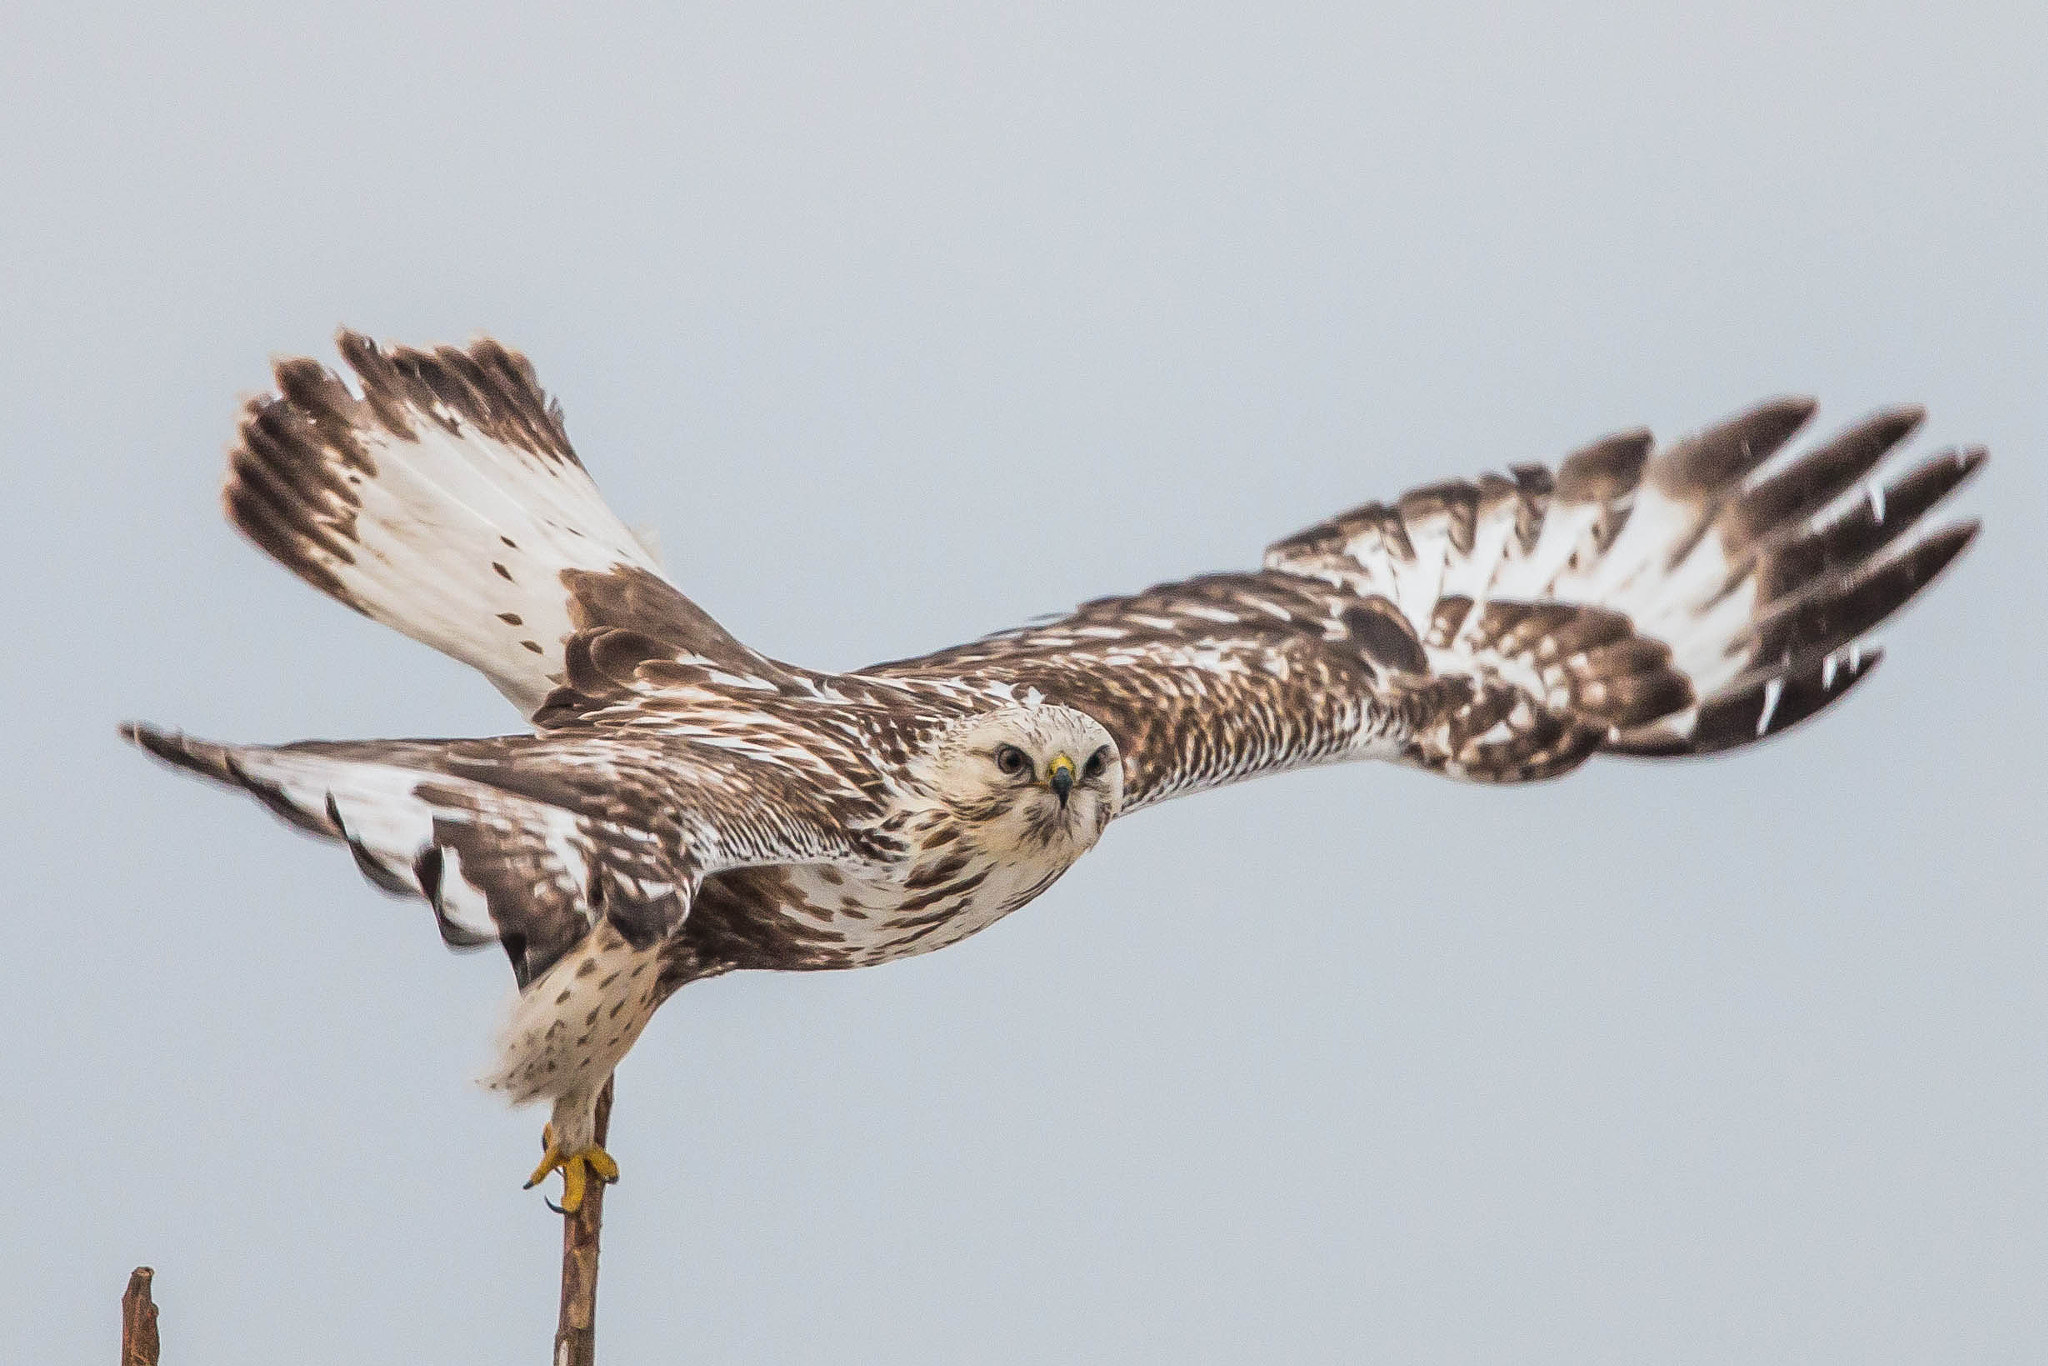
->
{"left": 121, "top": 1267, "right": 160, "bottom": 1366}
{"left": 554, "top": 1076, "right": 614, "bottom": 1366}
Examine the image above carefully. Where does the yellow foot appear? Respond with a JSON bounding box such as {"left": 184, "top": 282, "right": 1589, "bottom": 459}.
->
{"left": 524, "top": 1123, "right": 620, "bottom": 1214}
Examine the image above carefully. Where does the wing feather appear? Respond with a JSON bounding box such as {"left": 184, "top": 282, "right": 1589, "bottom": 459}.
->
{"left": 122, "top": 722, "right": 882, "bottom": 986}
{"left": 225, "top": 331, "right": 775, "bottom": 719}
{"left": 1265, "top": 400, "right": 1981, "bottom": 763}
{"left": 867, "top": 400, "right": 1980, "bottom": 805}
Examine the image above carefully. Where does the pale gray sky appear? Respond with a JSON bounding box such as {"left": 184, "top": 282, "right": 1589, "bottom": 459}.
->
{"left": 3, "top": 4, "right": 2043, "bottom": 1362}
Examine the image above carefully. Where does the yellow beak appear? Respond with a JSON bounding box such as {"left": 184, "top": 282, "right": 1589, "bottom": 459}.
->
{"left": 1047, "top": 753, "right": 1077, "bottom": 802}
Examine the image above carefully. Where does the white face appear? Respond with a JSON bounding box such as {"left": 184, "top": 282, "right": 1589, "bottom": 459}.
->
{"left": 919, "top": 704, "right": 1123, "bottom": 859}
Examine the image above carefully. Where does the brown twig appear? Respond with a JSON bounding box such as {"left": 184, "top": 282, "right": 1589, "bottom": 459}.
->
{"left": 121, "top": 1267, "right": 160, "bottom": 1366}
{"left": 554, "top": 1075, "right": 614, "bottom": 1366}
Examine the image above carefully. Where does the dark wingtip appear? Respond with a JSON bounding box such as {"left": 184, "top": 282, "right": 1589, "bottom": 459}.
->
{"left": 1654, "top": 396, "right": 1820, "bottom": 499}
{"left": 1865, "top": 403, "right": 1927, "bottom": 440}
{"left": 124, "top": 721, "right": 196, "bottom": 772}
{"left": 1615, "top": 643, "right": 1889, "bottom": 759}
{"left": 1737, "top": 394, "right": 1822, "bottom": 442}
{"left": 1745, "top": 515, "right": 1981, "bottom": 669}
{"left": 121, "top": 720, "right": 179, "bottom": 762}
{"left": 1693, "top": 644, "right": 1888, "bottom": 754}
{"left": 1555, "top": 429, "right": 1654, "bottom": 503}
{"left": 1843, "top": 402, "right": 1930, "bottom": 481}
{"left": 120, "top": 723, "right": 253, "bottom": 792}
{"left": 1917, "top": 518, "right": 1983, "bottom": 577}
{"left": 1950, "top": 446, "right": 1990, "bottom": 486}
{"left": 334, "top": 327, "right": 393, "bottom": 389}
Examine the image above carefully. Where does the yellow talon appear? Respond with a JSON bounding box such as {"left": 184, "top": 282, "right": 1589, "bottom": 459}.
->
{"left": 524, "top": 1124, "right": 620, "bottom": 1214}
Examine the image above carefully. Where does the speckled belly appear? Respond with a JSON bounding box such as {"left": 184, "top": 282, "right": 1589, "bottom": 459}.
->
{"left": 485, "top": 923, "right": 664, "bottom": 1104}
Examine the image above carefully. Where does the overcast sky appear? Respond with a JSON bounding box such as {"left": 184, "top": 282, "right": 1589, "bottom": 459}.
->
{"left": 3, "top": 4, "right": 2042, "bottom": 1362}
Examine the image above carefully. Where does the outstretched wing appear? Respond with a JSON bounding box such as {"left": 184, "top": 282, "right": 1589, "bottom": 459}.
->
{"left": 123, "top": 722, "right": 882, "bottom": 987}
{"left": 864, "top": 401, "right": 1981, "bottom": 808}
{"left": 225, "top": 330, "right": 780, "bottom": 719}
{"left": 1267, "top": 400, "right": 1982, "bottom": 769}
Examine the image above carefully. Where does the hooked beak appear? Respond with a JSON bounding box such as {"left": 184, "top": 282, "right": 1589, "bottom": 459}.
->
{"left": 1047, "top": 753, "right": 1076, "bottom": 805}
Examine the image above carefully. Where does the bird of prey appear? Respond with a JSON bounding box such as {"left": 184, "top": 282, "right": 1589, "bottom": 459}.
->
{"left": 126, "top": 332, "right": 1982, "bottom": 1211}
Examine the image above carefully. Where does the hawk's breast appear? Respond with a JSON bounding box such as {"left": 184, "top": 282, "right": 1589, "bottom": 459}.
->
{"left": 681, "top": 842, "right": 1081, "bottom": 973}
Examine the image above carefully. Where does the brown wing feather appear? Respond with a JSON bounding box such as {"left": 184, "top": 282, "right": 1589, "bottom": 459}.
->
{"left": 861, "top": 572, "right": 1451, "bottom": 811}
{"left": 123, "top": 722, "right": 885, "bottom": 986}
{"left": 869, "top": 400, "right": 1981, "bottom": 805}
{"left": 1265, "top": 399, "right": 1982, "bottom": 763}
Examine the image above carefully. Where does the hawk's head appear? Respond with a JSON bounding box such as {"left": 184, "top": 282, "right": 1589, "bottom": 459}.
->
{"left": 917, "top": 703, "right": 1122, "bottom": 862}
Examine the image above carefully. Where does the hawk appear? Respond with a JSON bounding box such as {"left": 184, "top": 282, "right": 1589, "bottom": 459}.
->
{"left": 127, "top": 332, "right": 1982, "bottom": 1211}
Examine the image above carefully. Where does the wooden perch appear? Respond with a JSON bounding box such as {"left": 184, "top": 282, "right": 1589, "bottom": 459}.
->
{"left": 121, "top": 1267, "right": 159, "bottom": 1366}
{"left": 554, "top": 1075, "right": 615, "bottom": 1366}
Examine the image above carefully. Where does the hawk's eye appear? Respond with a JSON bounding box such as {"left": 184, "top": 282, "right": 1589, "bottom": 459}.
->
{"left": 1083, "top": 746, "right": 1109, "bottom": 780}
{"left": 994, "top": 744, "right": 1029, "bottom": 776}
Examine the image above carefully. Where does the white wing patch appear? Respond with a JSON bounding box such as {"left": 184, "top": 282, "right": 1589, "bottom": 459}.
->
{"left": 228, "top": 332, "right": 668, "bottom": 717}
{"left": 321, "top": 411, "right": 659, "bottom": 708}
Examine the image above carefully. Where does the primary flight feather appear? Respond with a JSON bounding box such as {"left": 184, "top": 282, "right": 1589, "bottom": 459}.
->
{"left": 126, "top": 331, "right": 1983, "bottom": 1208}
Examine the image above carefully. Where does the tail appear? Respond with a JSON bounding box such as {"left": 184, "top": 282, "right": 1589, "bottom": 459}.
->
{"left": 225, "top": 330, "right": 669, "bottom": 718}
{"left": 1266, "top": 400, "right": 1982, "bottom": 768}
